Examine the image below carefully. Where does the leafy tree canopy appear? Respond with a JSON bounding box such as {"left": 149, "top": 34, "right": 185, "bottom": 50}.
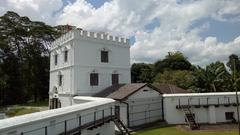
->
{"left": 154, "top": 51, "right": 193, "bottom": 73}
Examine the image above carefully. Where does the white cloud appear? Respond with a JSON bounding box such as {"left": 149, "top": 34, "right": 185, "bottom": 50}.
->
{"left": 0, "top": 0, "right": 63, "bottom": 25}
{"left": 57, "top": 0, "right": 158, "bottom": 36}
{"left": 0, "top": 0, "right": 240, "bottom": 66}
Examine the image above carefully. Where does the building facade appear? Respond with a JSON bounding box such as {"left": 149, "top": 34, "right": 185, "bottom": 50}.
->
{"left": 49, "top": 29, "right": 131, "bottom": 107}
{"left": 163, "top": 92, "right": 239, "bottom": 124}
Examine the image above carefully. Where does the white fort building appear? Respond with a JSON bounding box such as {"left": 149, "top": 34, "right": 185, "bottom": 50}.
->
{"left": 49, "top": 29, "right": 131, "bottom": 107}
{"left": 0, "top": 28, "right": 240, "bottom": 135}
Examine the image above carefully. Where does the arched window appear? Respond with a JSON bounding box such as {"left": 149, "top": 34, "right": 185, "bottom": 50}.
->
{"left": 52, "top": 51, "right": 58, "bottom": 66}
{"left": 62, "top": 47, "right": 69, "bottom": 63}
{"left": 57, "top": 71, "right": 63, "bottom": 86}
{"left": 50, "top": 86, "right": 61, "bottom": 109}
{"left": 52, "top": 86, "right": 58, "bottom": 94}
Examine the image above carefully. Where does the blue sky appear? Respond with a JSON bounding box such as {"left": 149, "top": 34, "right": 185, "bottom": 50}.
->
{"left": 0, "top": 0, "right": 239, "bottom": 66}
{"left": 190, "top": 17, "right": 240, "bottom": 43}
{"left": 63, "top": 0, "right": 240, "bottom": 43}
{"left": 63, "top": 0, "right": 109, "bottom": 8}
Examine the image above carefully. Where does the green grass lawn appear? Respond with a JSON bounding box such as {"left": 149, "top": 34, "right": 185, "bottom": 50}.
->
{"left": 135, "top": 125, "right": 237, "bottom": 135}
{"left": 0, "top": 100, "right": 48, "bottom": 117}
{"left": 6, "top": 107, "right": 40, "bottom": 117}
{"left": 19, "top": 100, "right": 49, "bottom": 107}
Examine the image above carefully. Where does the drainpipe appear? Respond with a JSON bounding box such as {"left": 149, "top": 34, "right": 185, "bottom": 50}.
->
{"left": 161, "top": 97, "right": 164, "bottom": 121}
{"left": 121, "top": 101, "right": 130, "bottom": 127}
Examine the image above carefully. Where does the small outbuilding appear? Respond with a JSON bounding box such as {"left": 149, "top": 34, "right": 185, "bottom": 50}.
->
{"left": 94, "top": 83, "right": 163, "bottom": 127}
{"left": 94, "top": 83, "right": 189, "bottom": 127}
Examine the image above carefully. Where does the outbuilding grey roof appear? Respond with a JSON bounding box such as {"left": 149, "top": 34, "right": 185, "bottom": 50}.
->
{"left": 93, "top": 83, "right": 160, "bottom": 101}
{"left": 153, "top": 84, "right": 190, "bottom": 94}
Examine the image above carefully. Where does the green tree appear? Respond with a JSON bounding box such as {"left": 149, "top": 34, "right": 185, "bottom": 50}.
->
{"left": 193, "top": 61, "right": 228, "bottom": 92}
{"left": 154, "top": 70, "right": 194, "bottom": 90}
{"left": 227, "top": 54, "right": 240, "bottom": 75}
{"left": 227, "top": 54, "right": 240, "bottom": 92}
{"left": 154, "top": 51, "right": 193, "bottom": 74}
{"left": 0, "top": 11, "right": 63, "bottom": 105}
{"left": 131, "top": 63, "right": 153, "bottom": 83}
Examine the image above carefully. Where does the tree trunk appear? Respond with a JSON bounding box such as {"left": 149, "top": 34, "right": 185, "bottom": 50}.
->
{"left": 211, "top": 83, "right": 217, "bottom": 92}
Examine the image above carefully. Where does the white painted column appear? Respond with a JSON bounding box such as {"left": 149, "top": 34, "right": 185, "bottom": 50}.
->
{"left": 208, "top": 105, "right": 216, "bottom": 124}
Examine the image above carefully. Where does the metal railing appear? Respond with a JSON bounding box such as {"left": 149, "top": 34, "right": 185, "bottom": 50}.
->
{"left": 177, "top": 97, "right": 240, "bottom": 108}
{"left": 20, "top": 107, "right": 114, "bottom": 135}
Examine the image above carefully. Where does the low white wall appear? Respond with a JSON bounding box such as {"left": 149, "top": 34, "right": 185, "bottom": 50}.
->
{"left": 126, "top": 86, "right": 163, "bottom": 127}
{"left": 119, "top": 102, "right": 128, "bottom": 126}
{"left": 0, "top": 97, "right": 115, "bottom": 135}
{"left": 163, "top": 92, "right": 240, "bottom": 124}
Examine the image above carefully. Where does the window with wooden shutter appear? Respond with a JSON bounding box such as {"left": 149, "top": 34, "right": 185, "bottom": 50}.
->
{"left": 59, "top": 74, "right": 63, "bottom": 86}
{"left": 112, "top": 74, "right": 119, "bottom": 85}
{"left": 64, "top": 50, "right": 68, "bottom": 62}
{"left": 54, "top": 54, "right": 58, "bottom": 65}
{"left": 90, "top": 73, "right": 99, "bottom": 86}
{"left": 101, "top": 51, "right": 108, "bottom": 63}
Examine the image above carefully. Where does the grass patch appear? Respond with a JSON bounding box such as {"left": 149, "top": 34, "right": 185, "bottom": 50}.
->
{"left": 134, "top": 125, "right": 237, "bottom": 135}
{"left": 20, "top": 100, "right": 48, "bottom": 107}
{"left": 6, "top": 107, "right": 40, "bottom": 117}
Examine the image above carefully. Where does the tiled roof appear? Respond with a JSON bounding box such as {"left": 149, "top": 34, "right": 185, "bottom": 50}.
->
{"left": 94, "top": 83, "right": 157, "bottom": 100}
{"left": 94, "top": 83, "right": 189, "bottom": 101}
{"left": 153, "top": 84, "right": 189, "bottom": 94}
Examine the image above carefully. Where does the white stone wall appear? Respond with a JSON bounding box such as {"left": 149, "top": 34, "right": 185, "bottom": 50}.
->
{"left": 73, "top": 67, "right": 130, "bottom": 96}
{"left": 125, "top": 86, "right": 163, "bottom": 127}
{"left": 0, "top": 97, "right": 115, "bottom": 135}
{"left": 49, "top": 29, "right": 131, "bottom": 105}
{"left": 72, "top": 34, "right": 130, "bottom": 96}
{"left": 163, "top": 92, "right": 240, "bottom": 124}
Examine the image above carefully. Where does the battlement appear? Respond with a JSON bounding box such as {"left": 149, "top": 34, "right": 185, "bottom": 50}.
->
{"left": 50, "top": 29, "right": 130, "bottom": 50}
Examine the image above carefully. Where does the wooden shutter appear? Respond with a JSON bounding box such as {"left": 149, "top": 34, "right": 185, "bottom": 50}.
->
{"left": 90, "top": 73, "right": 99, "bottom": 86}
{"left": 64, "top": 50, "right": 68, "bottom": 62}
{"left": 112, "top": 74, "right": 119, "bottom": 85}
{"left": 54, "top": 54, "right": 58, "bottom": 65}
{"left": 59, "top": 75, "right": 63, "bottom": 86}
{"left": 101, "top": 51, "right": 108, "bottom": 63}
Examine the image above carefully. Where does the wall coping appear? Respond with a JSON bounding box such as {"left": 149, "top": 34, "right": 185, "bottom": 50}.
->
{"left": 0, "top": 97, "right": 115, "bottom": 132}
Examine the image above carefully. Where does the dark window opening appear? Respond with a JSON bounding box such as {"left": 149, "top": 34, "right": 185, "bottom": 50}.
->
{"left": 50, "top": 98, "right": 61, "bottom": 109}
{"left": 59, "top": 75, "right": 63, "bottom": 86}
{"left": 225, "top": 112, "right": 234, "bottom": 120}
{"left": 112, "top": 74, "right": 119, "bottom": 85}
{"left": 143, "top": 89, "right": 149, "bottom": 92}
{"left": 54, "top": 54, "right": 58, "bottom": 65}
{"left": 101, "top": 51, "right": 108, "bottom": 63}
{"left": 64, "top": 50, "right": 68, "bottom": 62}
{"left": 90, "top": 73, "right": 99, "bottom": 86}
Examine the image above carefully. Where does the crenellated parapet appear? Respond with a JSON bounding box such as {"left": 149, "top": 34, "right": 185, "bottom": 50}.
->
{"left": 50, "top": 29, "right": 130, "bottom": 50}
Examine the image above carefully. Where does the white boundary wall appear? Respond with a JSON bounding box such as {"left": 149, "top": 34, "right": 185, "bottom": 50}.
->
{"left": 163, "top": 92, "right": 240, "bottom": 124}
{"left": 0, "top": 97, "right": 115, "bottom": 135}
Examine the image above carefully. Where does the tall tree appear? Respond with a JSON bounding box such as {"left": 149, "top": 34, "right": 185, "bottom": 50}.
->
{"left": 0, "top": 11, "right": 66, "bottom": 105}
{"left": 193, "top": 61, "right": 228, "bottom": 92}
{"left": 154, "top": 51, "right": 193, "bottom": 74}
{"left": 131, "top": 63, "right": 153, "bottom": 83}
{"left": 154, "top": 70, "right": 194, "bottom": 90}
{"left": 227, "top": 54, "right": 240, "bottom": 75}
